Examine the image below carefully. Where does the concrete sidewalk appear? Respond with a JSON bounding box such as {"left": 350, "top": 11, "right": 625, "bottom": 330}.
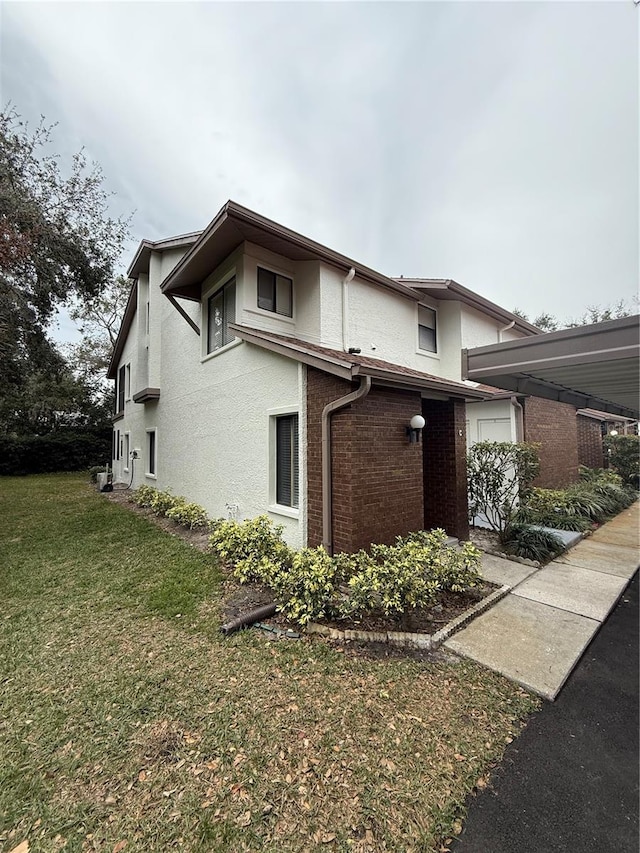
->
{"left": 446, "top": 502, "right": 640, "bottom": 700}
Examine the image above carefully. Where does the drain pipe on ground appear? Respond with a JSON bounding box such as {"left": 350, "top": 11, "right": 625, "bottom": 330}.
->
{"left": 322, "top": 375, "right": 372, "bottom": 555}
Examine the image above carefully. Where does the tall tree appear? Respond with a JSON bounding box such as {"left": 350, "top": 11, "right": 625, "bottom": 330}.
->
{"left": 65, "top": 274, "right": 132, "bottom": 389}
{"left": 0, "top": 105, "right": 130, "bottom": 433}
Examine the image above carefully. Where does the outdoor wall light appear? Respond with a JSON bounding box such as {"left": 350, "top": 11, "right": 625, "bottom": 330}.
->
{"left": 406, "top": 414, "right": 426, "bottom": 444}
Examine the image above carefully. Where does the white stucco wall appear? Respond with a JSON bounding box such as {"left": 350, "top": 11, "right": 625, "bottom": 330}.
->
{"left": 112, "top": 241, "right": 307, "bottom": 549}
{"left": 460, "top": 304, "right": 527, "bottom": 349}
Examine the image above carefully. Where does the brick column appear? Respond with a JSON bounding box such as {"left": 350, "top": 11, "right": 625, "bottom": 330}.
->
{"left": 422, "top": 399, "right": 469, "bottom": 540}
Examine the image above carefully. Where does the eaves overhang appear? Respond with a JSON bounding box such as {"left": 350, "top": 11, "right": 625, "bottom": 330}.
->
{"left": 160, "top": 201, "right": 422, "bottom": 303}
{"left": 107, "top": 280, "right": 137, "bottom": 380}
{"left": 396, "top": 278, "right": 541, "bottom": 337}
{"left": 463, "top": 315, "right": 640, "bottom": 419}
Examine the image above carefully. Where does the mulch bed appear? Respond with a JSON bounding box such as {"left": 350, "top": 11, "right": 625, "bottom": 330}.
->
{"left": 101, "top": 487, "right": 497, "bottom": 650}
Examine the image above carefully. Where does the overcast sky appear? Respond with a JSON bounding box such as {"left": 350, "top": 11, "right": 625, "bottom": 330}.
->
{"left": 2, "top": 1, "right": 638, "bottom": 343}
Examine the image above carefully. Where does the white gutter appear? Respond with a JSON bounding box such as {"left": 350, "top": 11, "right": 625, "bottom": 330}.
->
{"left": 321, "top": 375, "right": 371, "bottom": 554}
{"left": 511, "top": 395, "right": 524, "bottom": 442}
{"left": 498, "top": 319, "right": 516, "bottom": 343}
{"left": 342, "top": 267, "right": 355, "bottom": 351}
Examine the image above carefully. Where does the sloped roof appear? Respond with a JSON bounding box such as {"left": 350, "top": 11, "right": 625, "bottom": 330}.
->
{"left": 229, "top": 325, "right": 492, "bottom": 400}
{"left": 464, "top": 315, "right": 640, "bottom": 419}
{"left": 394, "top": 278, "right": 541, "bottom": 336}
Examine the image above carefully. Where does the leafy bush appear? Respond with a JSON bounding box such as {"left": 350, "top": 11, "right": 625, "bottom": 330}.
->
{"left": 578, "top": 465, "right": 623, "bottom": 486}
{"left": 149, "top": 489, "right": 182, "bottom": 516}
{"left": 209, "top": 515, "right": 293, "bottom": 584}
{"left": 270, "top": 547, "right": 344, "bottom": 626}
{"left": 502, "top": 525, "right": 565, "bottom": 562}
{"left": 467, "top": 442, "right": 540, "bottom": 539}
{"left": 131, "top": 484, "right": 157, "bottom": 508}
{"left": 343, "top": 531, "right": 481, "bottom": 620}
{"left": 166, "top": 501, "right": 211, "bottom": 530}
{"left": 604, "top": 434, "right": 640, "bottom": 487}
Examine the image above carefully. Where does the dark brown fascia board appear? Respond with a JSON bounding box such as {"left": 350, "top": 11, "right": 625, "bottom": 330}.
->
{"left": 350, "top": 365, "right": 492, "bottom": 400}
{"left": 106, "top": 280, "right": 138, "bottom": 379}
{"left": 127, "top": 231, "right": 202, "bottom": 279}
{"left": 132, "top": 387, "right": 161, "bottom": 403}
{"left": 160, "top": 200, "right": 422, "bottom": 303}
{"left": 399, "top": 277, "right": 541, "bottom": 337}
{"left": 112, "top": 411, "right": 124, "bottom": 423}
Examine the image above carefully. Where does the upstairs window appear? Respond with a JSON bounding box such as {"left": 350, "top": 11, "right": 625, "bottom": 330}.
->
{"left": 117, "top": 365, "right": 126, "bottom": 412}
{"left": 257, "top": 267, "right": 293, "bottom": 317}
{"left": 276, "top": 414, "right": 299, "bottom": 508}
{"left": 207, "top": 278, "right": 236, "bottom": 354}
{"left": 418, "top": 306, "right": 437, "bottom": 353}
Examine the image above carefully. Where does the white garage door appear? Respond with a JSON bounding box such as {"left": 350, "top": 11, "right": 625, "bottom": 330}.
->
{"left": 477, "top": 417, "right": 512, "bottom": 442}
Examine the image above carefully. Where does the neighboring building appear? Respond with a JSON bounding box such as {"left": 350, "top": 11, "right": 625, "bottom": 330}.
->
{"left": 106, "top": 201, "right": 582, "bottom": 550}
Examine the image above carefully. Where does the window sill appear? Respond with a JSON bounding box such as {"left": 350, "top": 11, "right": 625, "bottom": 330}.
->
{"left": 244, "top": 306, "right": 295, "bottom": 325}
{"left": 416, "top": 349, "right": 440, "bottom": 360}
{"left": 269, "top": 504, "right": 300, "bottom": 520}
{"left": 145, "top": 473, "right": 157, "bottom": 480}
{"left": 201, "top": 337, "right": 242, "bottom": 363}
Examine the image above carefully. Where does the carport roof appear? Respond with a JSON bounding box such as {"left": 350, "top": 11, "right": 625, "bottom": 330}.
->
{"left": 463, "top": 315, "right": 640, "bottom": 419}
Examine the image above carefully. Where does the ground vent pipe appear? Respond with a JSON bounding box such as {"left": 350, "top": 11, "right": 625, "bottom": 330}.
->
{"left": 220, "top": 602, "right": 277, "bottom": 636}
{"left": 321, "top": 375, "right": 372, "bottom": 555}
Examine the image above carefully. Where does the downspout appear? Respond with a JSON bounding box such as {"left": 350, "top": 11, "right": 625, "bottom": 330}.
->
{"left": 498, "top": 319, "right": 516, "bottom": 343}
{"left": 342, "top": 267, "right": 356, "bottom": 351}
{"left": 322, "top": 374, "right": 372, "bottom": 555}
{"left": 511, "top": 396, "right": 524, "bottom": 442}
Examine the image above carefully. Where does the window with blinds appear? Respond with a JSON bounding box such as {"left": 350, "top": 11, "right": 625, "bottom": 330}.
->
{"left": 257, "top": 267, "right": 293, "bottom": 317}
{"left": 207, "top": 278, "right": 236, "bottom": 354}
{"left": 117, "top": 364, "right": 126, "bottom": 412}
{"left": 418, "top": 306, "right": 437, "bottom": 353}
{"left": 276, "top": 414, "right": 299, "bottom": 508}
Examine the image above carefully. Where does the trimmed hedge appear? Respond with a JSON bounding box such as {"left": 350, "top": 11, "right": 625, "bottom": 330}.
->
{"left": 0, "top": 429, "right": 112, "bottom": 476}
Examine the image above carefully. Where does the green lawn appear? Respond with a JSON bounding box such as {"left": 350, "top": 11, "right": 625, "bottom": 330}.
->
{"left": 0, "top": 474, "right": 539, "bottom": 853}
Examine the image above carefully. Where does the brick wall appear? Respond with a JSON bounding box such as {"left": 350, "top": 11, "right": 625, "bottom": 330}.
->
{"left": 523, "top": 397, "right": 579, "bottom": 488}
{"left": 422, "top": 399, "right": 470, "bottom": 540}
{"left": 306, "top": 368, "right": 424, "bottom": 553}
{"left": 577, "top": 415, "right": 605, "bottom": 470}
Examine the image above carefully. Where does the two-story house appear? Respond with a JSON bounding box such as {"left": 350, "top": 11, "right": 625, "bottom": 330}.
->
{"left": 107, "top": 201, "right": 572, "bottom": 553}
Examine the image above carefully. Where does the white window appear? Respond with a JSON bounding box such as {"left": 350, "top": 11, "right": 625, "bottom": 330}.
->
{"left": 257, "top": 267, "right": 293, "bottom": 317}
{"left": 117, "top": 365, "right": 126, "bottom": 413}
{"left": 207, "top": 277, "right": 236, "bottom": 353}
{"left": 146, "top": 429, "right": 157, "bottom": 478}
{"left": 418, "top": 306, "right": 437, "bottom": 353}
{"left": 123, "top": 433, "right": 131, "bottom": 471}
{"left": 275, "top": 413, "right": 299, "bottom": 508}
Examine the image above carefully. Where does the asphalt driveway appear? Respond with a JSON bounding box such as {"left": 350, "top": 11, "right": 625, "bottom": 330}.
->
{"left": 451, "top": 570, "right": 639, "bottom": 853}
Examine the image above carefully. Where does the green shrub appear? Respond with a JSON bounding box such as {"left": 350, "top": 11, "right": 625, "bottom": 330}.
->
{"left": 467, "top": 442, "right": 540, "bottom": 539}
{"left": 149, "top": 490, "right": 181, "bottom": 516}
{"left": 502, "top": 525, "right": 565, "bottom": 562}
{"left": 604, "top": 434, "right": 640, "bottom": 487}
{"left": 270, "top": 546, "right": 344, "bottom": 626}
{"left": 165, "top": 501, "right": 211, "bottom": 530}
{"left": 578, "top": 466, "right": 623, "bottom": 486}
{"left": 131, "top": 484, "right": 157, "bottom": 507}
{"left": 209, "top": 515, "right": 293, "bottom": 583}
{"left": 343, "top": 531, "right": 481, "bottom": 620}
